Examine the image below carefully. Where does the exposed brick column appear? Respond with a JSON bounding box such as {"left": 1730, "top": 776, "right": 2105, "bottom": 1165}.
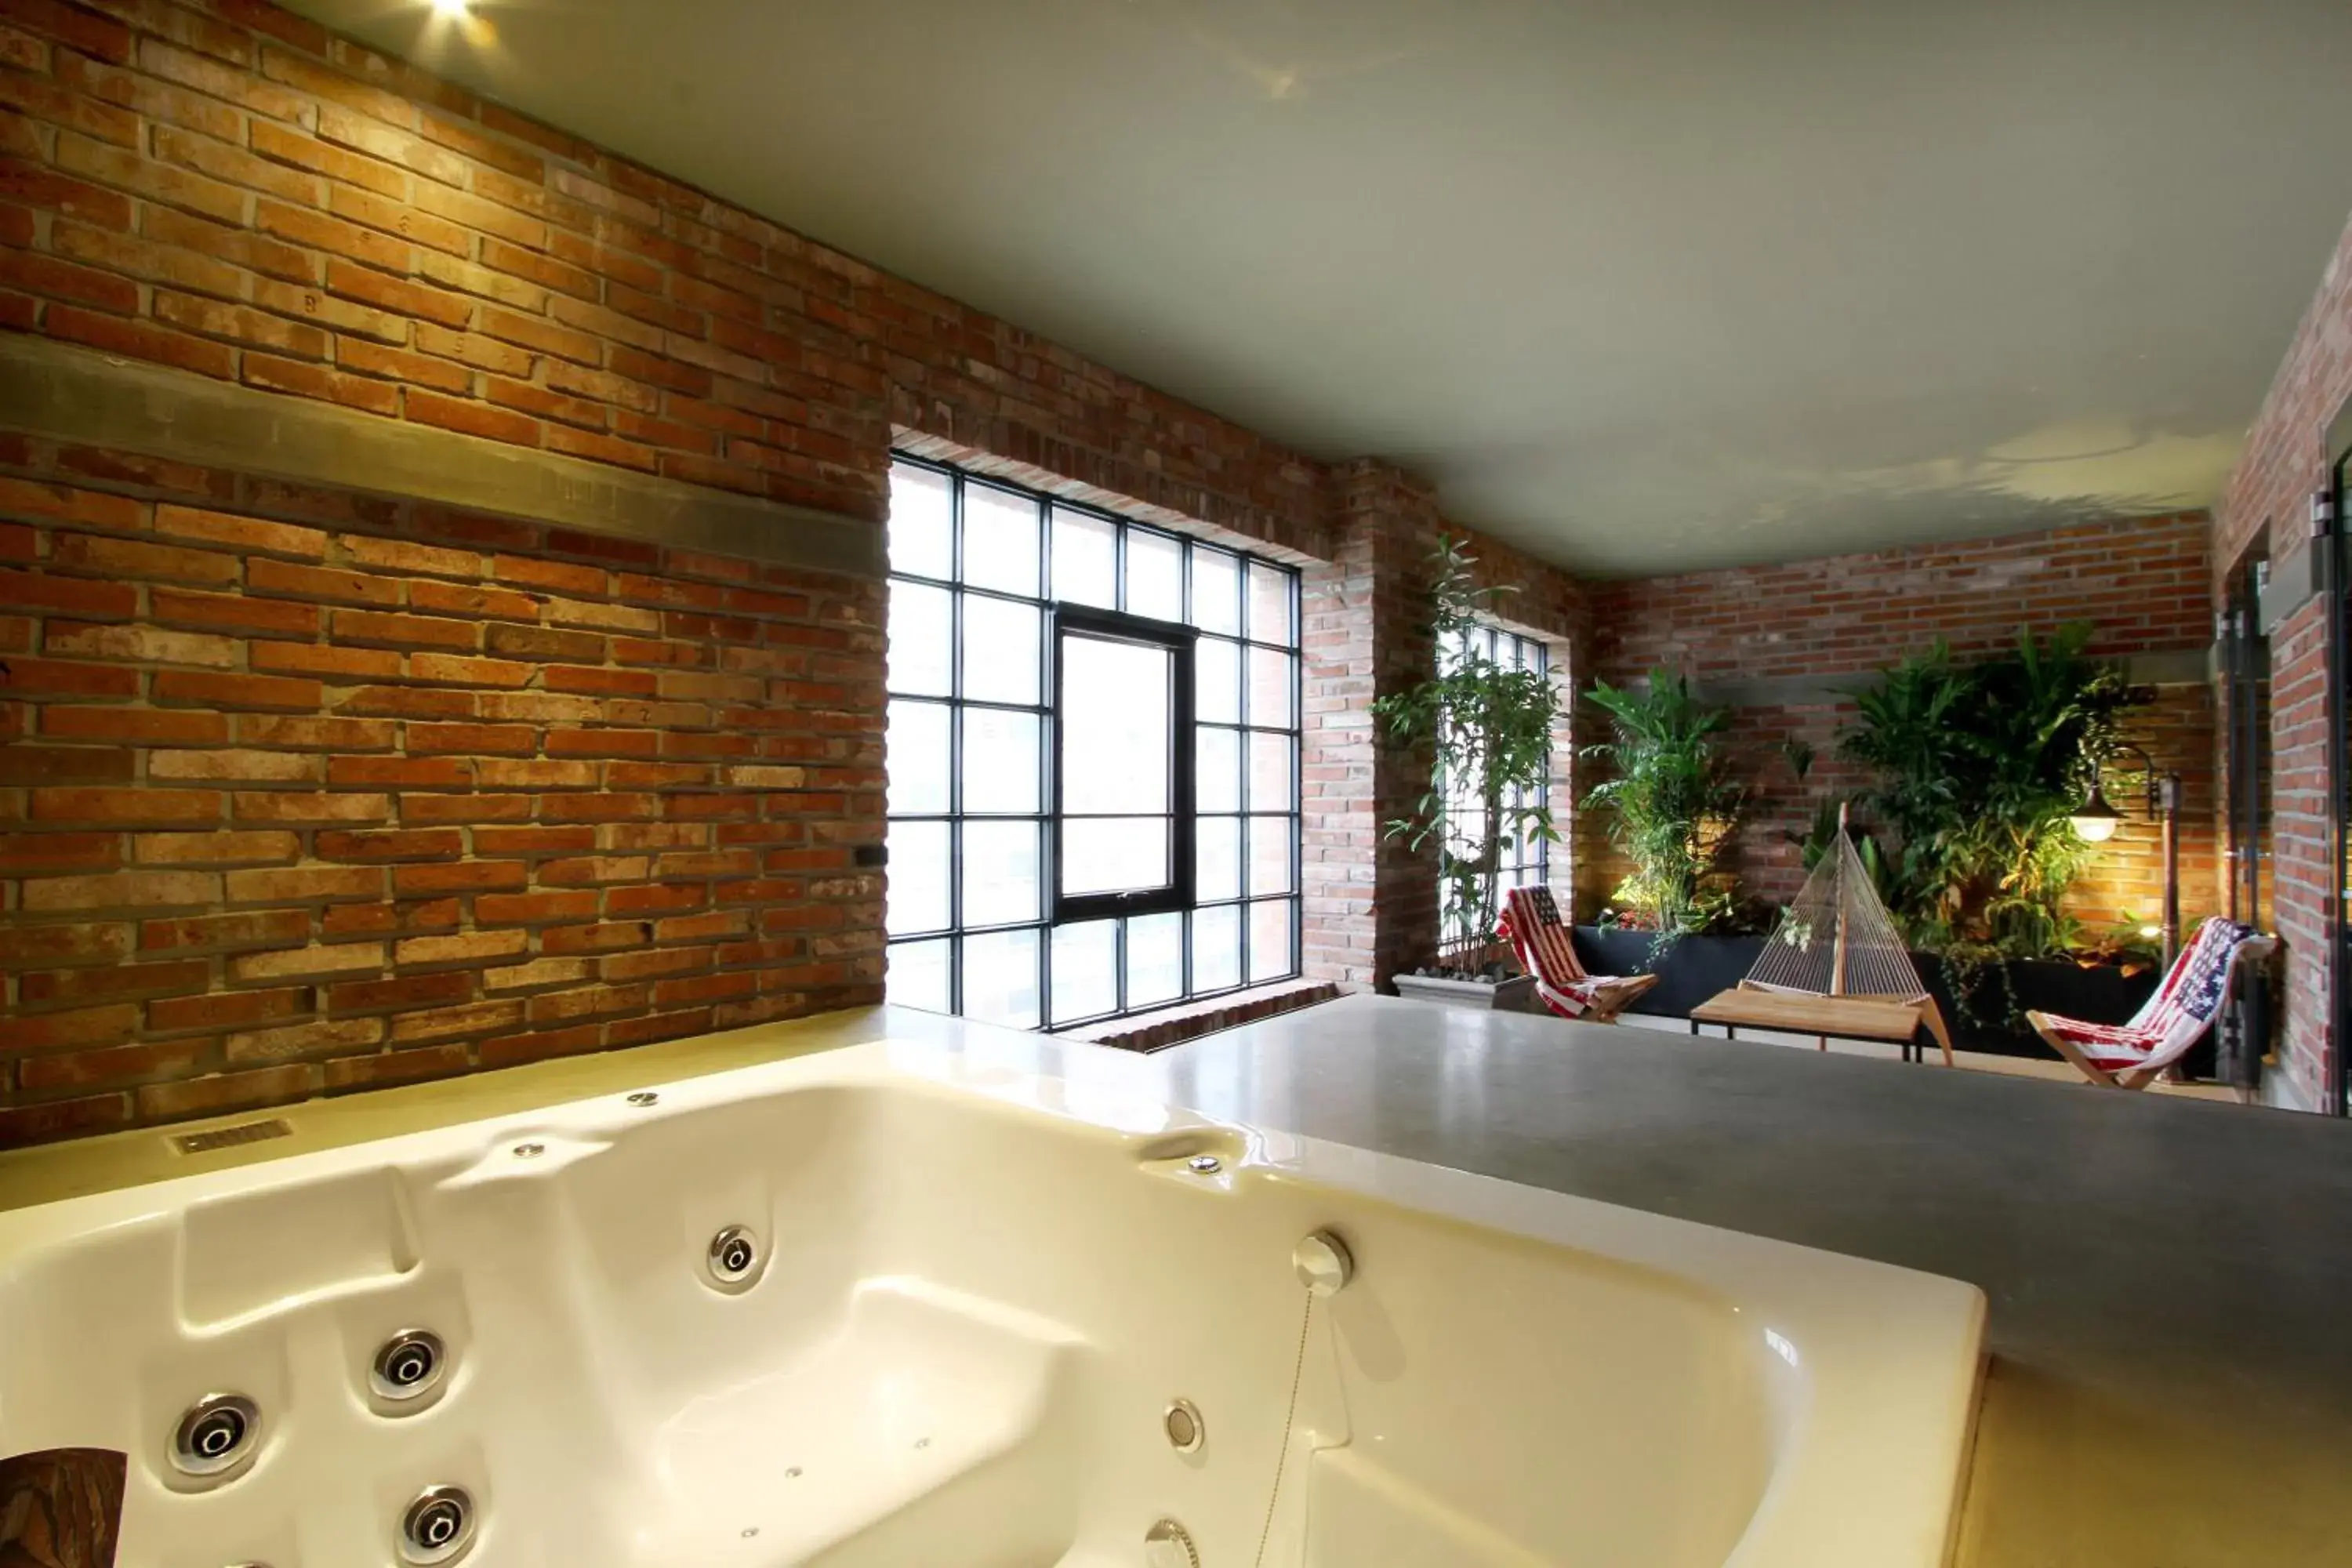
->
{"left": 1301, "top": 462, "right": 1443, "bottom": 988}
{"left": 2209, "top": 205, "right": 2352, "bottom": 1112}
{"left": 1301, "top": 459, "right": 1592, "bottom": 989}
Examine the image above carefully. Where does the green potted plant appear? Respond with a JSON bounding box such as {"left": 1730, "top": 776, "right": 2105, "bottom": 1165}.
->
{"left": 1579, "top": 670, "right": 1748, "bottom": 951}
{"left": 1373, "top": 539, "right": 1563, "bottom": 1010}
{"left": 1842, "top": 625, "right": 2126, "bottom": 954}
{"left": 1839, "top": 623, "right": 2135, "bottom": 1028}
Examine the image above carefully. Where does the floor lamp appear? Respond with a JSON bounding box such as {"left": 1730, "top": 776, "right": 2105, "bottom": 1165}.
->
{"left": 2068, "top": 740, "right": 2182, "bottom": 966}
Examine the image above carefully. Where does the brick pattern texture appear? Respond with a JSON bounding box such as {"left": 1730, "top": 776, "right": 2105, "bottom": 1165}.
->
{"left": 0, "top": 435, "right": 883, "bottom": 1147}
{"left": 0, "top": 0, "right": 2281, "bottom": 1135}
{"left": 2209, "top": 202, "right": 2352, "bottom": 1112}
{"left": 1594, "top": 513, "right": 2213, "bottom": 680}
{"left": 0, "top": 0, "right": 1323, "bottom": 547}
{"left": 1301, "top": 459, "right": 1584, "bottom": 988}
{"left": 1581, "top": 514, "right": 2220, "bottom": 930}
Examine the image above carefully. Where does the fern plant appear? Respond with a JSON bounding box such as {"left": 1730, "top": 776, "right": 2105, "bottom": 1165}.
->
{"left": 1580, "top": 671, "right": 1746, "bottom": 941}
{"left": 1370, "top": 539, "right": 1563, "bottom": 976}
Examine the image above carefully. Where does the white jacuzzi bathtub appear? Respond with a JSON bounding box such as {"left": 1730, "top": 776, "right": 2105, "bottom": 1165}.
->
{"left": 0, "top": 1035, "right": 1984, "bottom": 1567}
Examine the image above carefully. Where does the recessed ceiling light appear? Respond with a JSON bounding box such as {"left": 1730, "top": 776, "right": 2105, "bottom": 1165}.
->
{"left": 430, "top": 0, "right": 469, "bottom": 16}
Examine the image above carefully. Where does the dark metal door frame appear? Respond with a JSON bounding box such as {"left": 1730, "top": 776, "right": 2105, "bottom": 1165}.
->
{"left": 2325, "top": 395, "right": 2352, "bottom": 1116}
{"left": 2222, "top": 557, "right": 2268, "bottom": 927}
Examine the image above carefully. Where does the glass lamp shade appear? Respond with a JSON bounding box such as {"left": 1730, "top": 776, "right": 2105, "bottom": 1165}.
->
{"left": 2069, "top": 782, "right": 2124, "bottom": 844}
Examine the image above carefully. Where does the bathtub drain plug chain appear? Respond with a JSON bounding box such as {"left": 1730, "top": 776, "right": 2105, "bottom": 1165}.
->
{"left": 1251, "top": 1288, "right": 1316, "bottom": 1568}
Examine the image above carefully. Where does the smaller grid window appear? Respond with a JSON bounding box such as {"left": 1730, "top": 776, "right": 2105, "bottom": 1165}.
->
{"left": 1437, "top": 622, "right": 1555, "bottom": 895}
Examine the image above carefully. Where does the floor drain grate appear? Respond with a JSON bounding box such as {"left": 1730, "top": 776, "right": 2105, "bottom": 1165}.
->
{"left": 169, "top": 1119, "right": 293, "bottom": 1156}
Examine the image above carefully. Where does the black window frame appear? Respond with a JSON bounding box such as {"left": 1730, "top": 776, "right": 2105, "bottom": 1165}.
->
{"left": 1051, "top": 602, "right": 1198, "bottom": 924}
{"left": 882, "top": 452, "right": 1305, "bottom": 1031}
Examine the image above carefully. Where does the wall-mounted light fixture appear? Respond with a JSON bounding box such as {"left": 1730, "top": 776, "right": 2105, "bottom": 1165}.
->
{"left": 2070, "top": 739, "right": 2182, "bottom": 964}
{"left": 2067, "top": 782, "right": 2124, "bottom": 844}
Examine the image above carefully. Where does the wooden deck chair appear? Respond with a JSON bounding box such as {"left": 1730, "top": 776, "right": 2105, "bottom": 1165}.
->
{"left": 1498, "top": 886, "right": 1661, "bottom": 1023}
{"left": 2027, "top": 917, "right": 2274, "bottom": 1089}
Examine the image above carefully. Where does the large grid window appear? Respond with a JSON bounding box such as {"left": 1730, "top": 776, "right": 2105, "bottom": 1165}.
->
{"left": 1437, "top": 622, "right": 1554, "bottom": 895}
{"left": 884, "top": 456, "right": 1303, "bottom": 1028}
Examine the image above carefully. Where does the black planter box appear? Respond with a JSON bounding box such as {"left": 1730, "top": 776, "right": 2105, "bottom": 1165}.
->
{"left": 1570, "top": 926, "right": 2161, "bottom": 1063}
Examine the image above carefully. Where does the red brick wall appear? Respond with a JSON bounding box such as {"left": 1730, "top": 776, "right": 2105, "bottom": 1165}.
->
{"left": 0, "top": 0, "right": 1602, "bottom": 1142}
{"left": 2209, "top": 203, "right": 2352, "bottom": 1112}
{"left": 1581, "top": 514, "right": 2219, "bottom": 931}
{"left": 0, "top": 434, "right": 884, "bottom": 1145}
{"left": 0, "top": 0, "right": 1324, "bottom": 551}
{"left": 1593, "top": 514, "right": 2212, "bottom": 680}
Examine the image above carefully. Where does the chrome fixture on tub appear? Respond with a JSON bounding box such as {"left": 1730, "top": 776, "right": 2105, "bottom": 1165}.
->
{"left": 398, "top": 1484, "right": 477, "bottom": 1565}
{"left": 169, "top": 1393, "right": 260, "bottom": 1479}
{"left": 1293, "top": 1230, "right": 1353, "bottom": 1297}
{"left": 705, "top": 1225, "right": 764, "bottom": 1290}
{"left": 1163, "top": 1398, "right": 1206, "bottom": 1454}
{"left": 371, "top": 1329, "right": 448, "bottom": 1403}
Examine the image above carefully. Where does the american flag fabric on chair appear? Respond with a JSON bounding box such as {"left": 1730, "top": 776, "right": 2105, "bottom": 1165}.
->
{"left": 2026, "top": 916, "right": 2273, "bottom": 1089}
{"left": 1498, "top": 886, "right": 1661, "bottom": 1023}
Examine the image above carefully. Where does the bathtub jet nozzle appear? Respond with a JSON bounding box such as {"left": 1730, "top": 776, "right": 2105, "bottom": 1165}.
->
{"left": 398, "top": 1484, "right": 477, "bottom": 1565}
{"left": 169, "top": 1392, "right": 260, "bottom": 1480}
{"left": 371, "top": 1329, "right": 448, "bottom": 1403}
{"left": 705, "top": 1225, "right": 765, "bottom": 1291}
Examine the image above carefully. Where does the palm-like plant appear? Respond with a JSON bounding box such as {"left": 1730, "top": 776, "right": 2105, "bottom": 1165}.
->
{"left": 1580, "top": 671, "right": 1746, "bottom": 940}
{"left": 1841, "top": 624, "right": 2127, "bottom": 955}
{"left": 1371, "top": 539, "right": 1563, "bottom": 975}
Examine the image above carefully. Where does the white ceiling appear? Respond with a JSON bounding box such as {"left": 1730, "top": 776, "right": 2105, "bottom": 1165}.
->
{"left": 290, "top": 0, "right": 2352, "bottom": 575}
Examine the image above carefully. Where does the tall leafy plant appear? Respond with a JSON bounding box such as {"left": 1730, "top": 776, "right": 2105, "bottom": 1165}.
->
{"left": 1580, "top": 672, "right": 1746, "bottom": 939}
{"left": 1370, "top": 539, "right": 1563, "bottom": 976}
{"left": 1840, "top": 623, "right": 2128, "bottom": 956}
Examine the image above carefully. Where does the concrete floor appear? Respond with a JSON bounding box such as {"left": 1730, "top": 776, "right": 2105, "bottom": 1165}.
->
{"left": 1625, "top": 1011, "right": 2244, "bottom": 1101}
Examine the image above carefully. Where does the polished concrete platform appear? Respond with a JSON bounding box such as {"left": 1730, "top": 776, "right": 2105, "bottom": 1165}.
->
{"left": 3, "top": 993, "right": 2347, "bottom": 1566}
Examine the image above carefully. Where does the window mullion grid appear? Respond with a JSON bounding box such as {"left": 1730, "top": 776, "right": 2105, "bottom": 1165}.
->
{"left": 1236, "top": 618, "right": 1254, "bottom": 987}
{"left": 947, "top": 469, "right": 966, "bottom": 1014}
{"left": 887, "top": 453, "right": 1303, "bottom": 1027}
{"left": 1290, "top": 579, "right": 1304, "bottom": 975}
{"left": 1034, "top": 487, "right": 1053, "bottom": 1026}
